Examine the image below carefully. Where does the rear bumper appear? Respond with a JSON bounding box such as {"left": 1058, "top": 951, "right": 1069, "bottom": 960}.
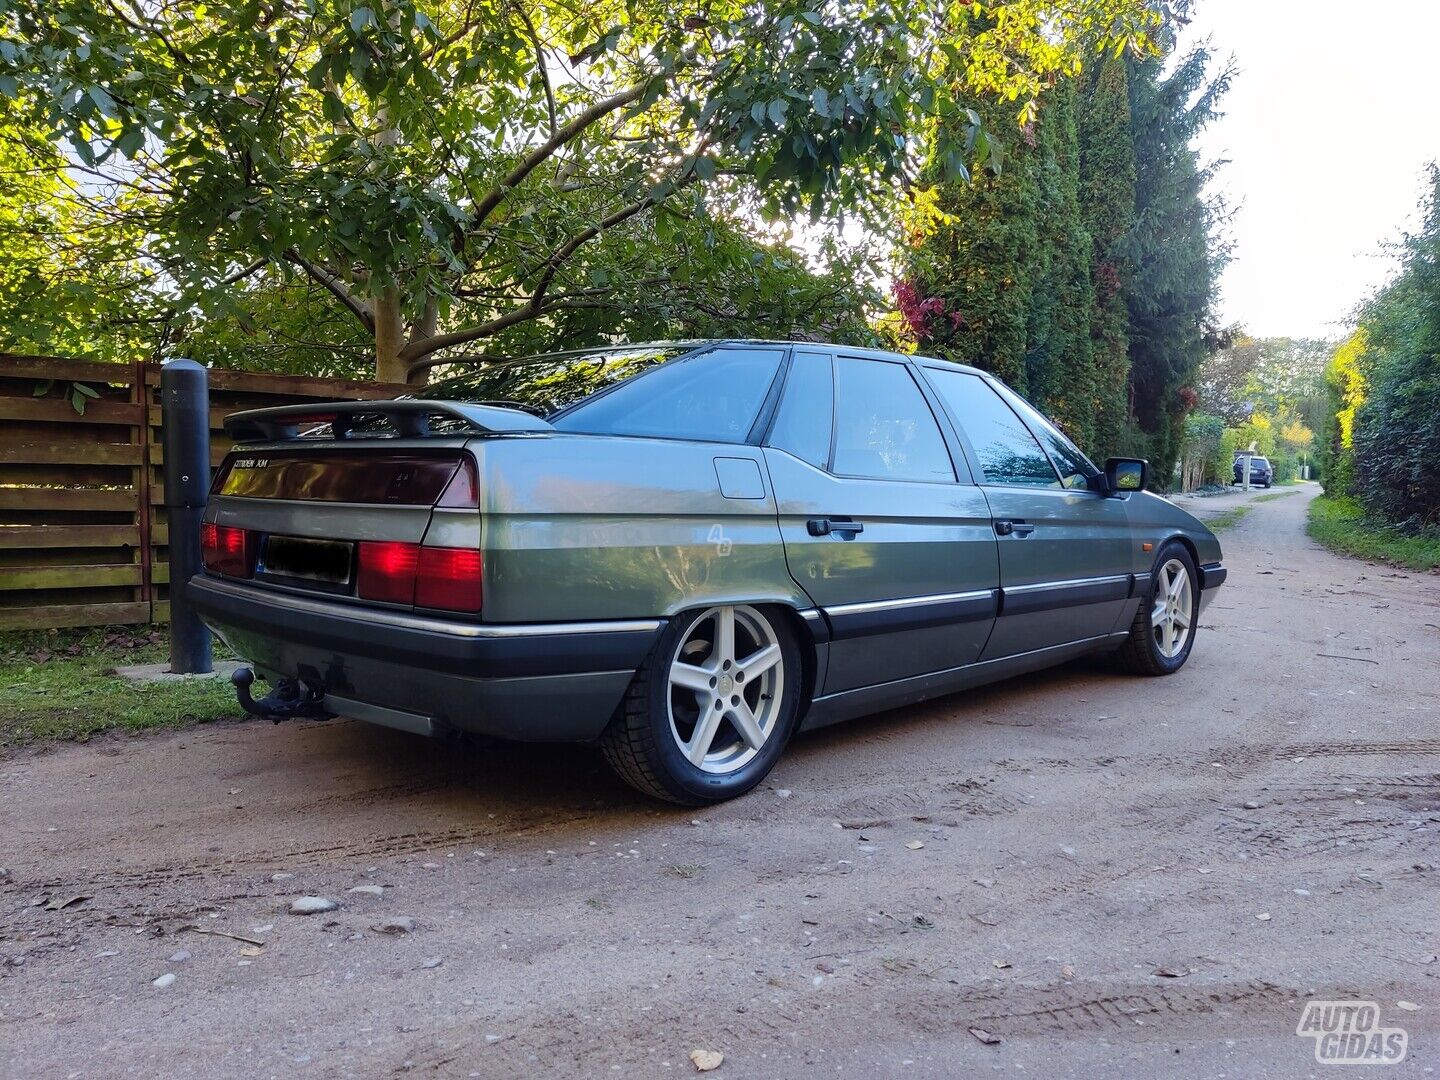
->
{"left": 189, "top": 574, "right": 662, "bottom": 741}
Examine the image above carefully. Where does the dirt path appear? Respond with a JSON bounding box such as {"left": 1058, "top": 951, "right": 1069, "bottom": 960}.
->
{"left": 3, "top": 484, "right": 1438, "bottom": 1079}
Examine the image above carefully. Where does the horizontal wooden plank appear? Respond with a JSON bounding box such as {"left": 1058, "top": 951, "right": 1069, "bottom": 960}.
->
{"left": 0, "top": 465, "right": 136, "bottom": 488}
{"left": 0, "top": 601, "right": 149, "bottom": 630}
{"left": 144, "top": 362, "right": 408, "bottom": 399}
{"left": 0, "top": 488, "right": 137, "bottom": 512}
{"left": 146, "top": 405, "right": 245, "bottom": 431}
{"left": 0, "top": 442, "right": 143, "bottom": 465}
{"left": 152, "top": 561, "right": 170, "bottom": 585}
{"left": 147, "top": 445, "right": 232, "bottom": 467}
{"left": 0, "top": 397, "right": 142, "bottom": 425}
{"left": 0, "top": 525, "right": 140, "bottom": 549}
{"left": 151, "top": 599, "right": 170, "bottom": 623}
{"left": 0, "top": 563, "right": 142, "bottom": 590}
{"left": 0, "top": 355, "right": 139, "bottom": 385}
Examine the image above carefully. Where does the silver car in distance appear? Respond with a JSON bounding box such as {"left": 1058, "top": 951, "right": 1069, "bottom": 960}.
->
{"left": 191, "top": 340, "right": 1226, "bottom": 804}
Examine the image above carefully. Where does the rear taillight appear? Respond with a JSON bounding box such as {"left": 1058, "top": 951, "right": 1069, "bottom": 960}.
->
{"left": 436, "top": 457, "right": 479, "bottom": 508}
{"left": 357, "top": 541, "right": 420, "bottom": 605}
{"left": 201, "top": 523, "right": 257, "bottom": 577}
{"left": 416, "top": 547, "right": 483, "bottom": 612}
{"left": 357, "top": 542, "right": 481, "bottom": 613}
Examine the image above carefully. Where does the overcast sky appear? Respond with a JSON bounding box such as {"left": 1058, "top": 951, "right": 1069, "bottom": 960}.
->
{"left": 1183, "top": 0, "right": 1440, "bottom": 340}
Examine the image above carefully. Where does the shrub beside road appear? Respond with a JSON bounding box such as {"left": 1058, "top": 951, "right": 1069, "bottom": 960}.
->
{"left": 1307, "top": 494, "right": 1440, "bottom": 572}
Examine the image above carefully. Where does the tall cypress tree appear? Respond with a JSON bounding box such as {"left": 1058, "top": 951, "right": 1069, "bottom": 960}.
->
{"left": 1077, "top": 54, "right": 1138, "bottom": 457}
{"left": 898, "top": 86, "right": 1098, "bottom": 447}
{"left": 1025, "top": 78, "right": 1097, "bottom": 447}
{"left": 1123, "top": 44, "right": 1232, "bottom": 480}
{"left": 902, "top": 94, "right": 1041, "bottom": 392}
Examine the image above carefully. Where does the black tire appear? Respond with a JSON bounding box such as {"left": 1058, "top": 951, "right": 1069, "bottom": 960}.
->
{"left": 600, "top": 604, "right": 805, "bottom": 805}
{"left": 1113, "top": 541, "right": 1200, "bottom": 676}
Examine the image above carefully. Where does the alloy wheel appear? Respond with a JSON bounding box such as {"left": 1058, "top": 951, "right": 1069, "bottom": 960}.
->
{"left": 1150, "top": 558, "right": 1194, "bottom": 659}
{"left": 666, "top": 605, "right": 785, "bottom": 775}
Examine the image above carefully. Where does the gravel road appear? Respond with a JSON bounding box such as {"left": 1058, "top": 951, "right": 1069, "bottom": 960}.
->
{"left": 2, "top": 483, "right": 1437, "bottom": 1079}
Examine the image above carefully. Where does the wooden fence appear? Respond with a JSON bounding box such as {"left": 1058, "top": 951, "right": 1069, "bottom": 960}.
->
{"left": 0, "top": 355, "right": 409, "bottom": 631}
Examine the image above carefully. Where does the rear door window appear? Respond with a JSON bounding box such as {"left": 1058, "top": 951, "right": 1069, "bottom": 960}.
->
{"left": 552, "top": 347, "right": 784, "bottom": 443}
{"left": 766, "top": 351, "right": 833, "bottom": 468}
{"left": 831, "top": 357, "right": 955, "bottom": 482}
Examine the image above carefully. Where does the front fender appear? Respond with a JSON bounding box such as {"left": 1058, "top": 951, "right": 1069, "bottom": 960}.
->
{"left": 1128, "top": 491, "right": 1223, "bottom": 566}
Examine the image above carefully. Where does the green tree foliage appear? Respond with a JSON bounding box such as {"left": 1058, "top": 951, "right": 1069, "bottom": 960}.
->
{"left": 893, "top": 22, "right": 1226, "bottom": 482}
{"left": 1336, "top": 167, "right": 1440, "bottom": 529}
{"left": 1122, "top": 42, "right": 1233, "bottom": 479}
{"left": 1026, "top": 77, "right": 1097, "bottom": 445}
{"left": 1077, "top": 53, "right": 1136, "bottom": 456}
{"left": 898, "top": 92, "right": 1041, "bottom": 392}
{"left": 0, "top": 0, "right": 1155, "bottom": 380}
{"left": 0, "top": 96, "right": 159, "bottom": 360}
{"left": 1321, "top": 329, "right": 1368, "bottom": 499}
{"left": 1199, "top": 335, "right": 1332, "bottom": 427}
{"left": 897, "top": 79, "right": 1098, "bottom": 446}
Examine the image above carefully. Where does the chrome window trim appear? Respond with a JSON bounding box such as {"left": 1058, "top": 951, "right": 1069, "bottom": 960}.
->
{"left": 192, "top": 575, "right": 662, "bottom": 638}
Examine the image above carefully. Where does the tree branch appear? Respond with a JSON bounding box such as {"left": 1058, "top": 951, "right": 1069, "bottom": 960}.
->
{"left": 284, "top": 249, "right": 374, "bottom": 332}
{"left": 401, "top": 166, "right": 703, "bottom": 368}
{"left": 219, "top": 258, "right": 268, "bottom": 287}
{"left": 469, "top": 83, "right": 648, "bottom": 232}
{"left": 517, "top": 6, "right": 558, "bottom": 136}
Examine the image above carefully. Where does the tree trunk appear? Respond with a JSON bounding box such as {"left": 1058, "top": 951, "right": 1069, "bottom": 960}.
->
{"left": 373, "top": 286, "right": 408, "bottom": 383}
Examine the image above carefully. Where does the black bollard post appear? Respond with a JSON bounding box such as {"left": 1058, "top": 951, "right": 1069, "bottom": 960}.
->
{"left": 161, "top": 360, "right": 213, "bottom": 674}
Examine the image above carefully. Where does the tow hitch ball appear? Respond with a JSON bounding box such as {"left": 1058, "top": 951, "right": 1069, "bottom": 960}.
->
{"left": 231, "top": 666, "right": 334, "bottom": 723}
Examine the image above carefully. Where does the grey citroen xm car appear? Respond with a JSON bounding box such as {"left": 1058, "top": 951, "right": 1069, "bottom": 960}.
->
{"left": 190, "top": 341, "right": 1226, "bottom": 804}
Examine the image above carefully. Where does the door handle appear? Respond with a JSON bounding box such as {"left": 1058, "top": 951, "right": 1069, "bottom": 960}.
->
{"left": 807, "top": 517, "right": 864, "bottom": 537}
{"left": 995, "top": 519, "right": 1035, "bottom": 537}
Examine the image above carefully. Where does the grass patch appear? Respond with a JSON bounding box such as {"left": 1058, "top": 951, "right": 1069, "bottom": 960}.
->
{"left": 1307, "top": 496, "right": 1440, "bottom": 572}
{"left": 1252, "top": 490, "right": 1301, "bottom": 503}
{"left": 0, "top": 626, "right": 241, "bottom": 748}
{"left": 1203, "top": 504, "right": 1254, "bottom": 531}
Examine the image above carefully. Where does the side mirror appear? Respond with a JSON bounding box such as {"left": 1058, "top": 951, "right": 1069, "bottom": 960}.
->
{"left": 1104, "top": 457, "right": 1149, "bottom": 496}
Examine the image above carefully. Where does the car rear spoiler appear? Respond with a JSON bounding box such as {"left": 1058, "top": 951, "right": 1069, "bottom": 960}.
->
{"left": 223, "top": 400, "right": 553, "bottom": 443}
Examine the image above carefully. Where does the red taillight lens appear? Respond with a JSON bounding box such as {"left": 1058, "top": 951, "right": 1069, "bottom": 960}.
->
{"left": 201, "top": 523, "right": 256, "bottom": 577}
{"left": 357, "top": 542, "right": 481, "bottom": 612}
{"left": 416, "top": 547, "right": 483, "bottom": 612}
{"left": 357, "top": 541, "right": 420, "bottom": 605}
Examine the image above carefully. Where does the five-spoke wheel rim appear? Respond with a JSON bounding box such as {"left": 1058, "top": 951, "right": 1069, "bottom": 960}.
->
{"left": 1151, "top": 558, "right": 1194, "bottom": 659}
{"left": 666, "top": 605, "right": 785, "bottom": 775}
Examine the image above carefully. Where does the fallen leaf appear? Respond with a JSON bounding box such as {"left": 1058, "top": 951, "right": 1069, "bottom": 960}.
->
{"left": 239, "top": 945, "right": 264, "bottom": 957}
{"left": 906, "top": 840, "right": 925, "bottom": 850}
{"left": 969, "top": 1027, "right": 1002, "bottom": 1046}
{"left": 1255, "top": 912, "right": 1272, "bottom": 922}
{"left": 1060, "top": 964, "right": 1075, "bottom": 978}
{"left": 1153, "top": 965, "right": 1187, "bottom": 978}
{"left": 689, "top": 1049, "right": 723, "bottom": 1071}
{"left": 1396, "top": 1001, "right": 1420, "bottom": 1011}
{"left": 992, "top": 959, "right": 1011, "bottom": 970}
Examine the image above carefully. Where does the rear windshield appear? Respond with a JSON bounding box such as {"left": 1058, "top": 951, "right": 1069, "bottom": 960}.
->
{"left": 420, "top": 344, "right": 696, "bottom": 416}
{"left": 421, "top": 344, "right": 785, "bottom": 444}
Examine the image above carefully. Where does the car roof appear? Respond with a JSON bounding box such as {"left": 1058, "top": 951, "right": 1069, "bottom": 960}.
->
{"left": 433, "top": 339, "right": 993, "bottom": 381}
